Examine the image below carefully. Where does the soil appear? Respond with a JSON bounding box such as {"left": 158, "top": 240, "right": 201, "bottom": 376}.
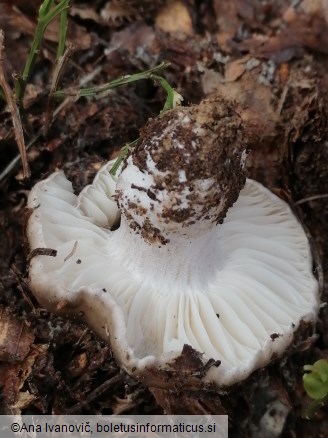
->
{"left": 0, "top": 1, "right": 327, "bottom": 436}
{"left": 119, "top": 96, "right": 247, "bottom": 244}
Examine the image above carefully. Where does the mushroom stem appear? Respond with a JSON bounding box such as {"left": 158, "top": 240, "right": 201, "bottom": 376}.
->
{"left": 110, "top": 217, "right": 222, "bottom": 288}
{"left": 112, "top": 96, "right": 249, "bottom": 285}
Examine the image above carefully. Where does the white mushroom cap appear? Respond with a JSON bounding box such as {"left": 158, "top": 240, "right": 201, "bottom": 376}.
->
{"left": 27, "top": 99, "right": 319, "bottom": 387}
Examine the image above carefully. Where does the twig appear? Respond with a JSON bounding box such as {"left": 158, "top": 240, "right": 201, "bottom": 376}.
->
{"left": 295, "top": 194, "right": 328, "bottom": 205}
{"left": 66, "top": 373, "right": 125, "bottom": 414}
{"left": 15, "top": 0, "right": 70, "bottom": 102}
{"left": 0, "top": 68, "right": 101, "bottom": 185}
{"left": 63, "top": 240, "right": 78, "bottom": 262}
{"left": 51, "top": 44, "right": 73, "bottom": 94}
{"left": 0, "top": 30, "right": 30, "bottom": 178}
{"left": 10, "top": 264, "right": 36, "bottom": 312}
{"left": 27, "top": 247, "right": 57, "bottom": 262}
{"left": 57, "top": 0, "right": 69, "bottom": 58}
{"left": 44, "top": 43, "right": 73, "bottom": 133}
{"left": 53, "top": 62, "right": 171, "bottom": 98}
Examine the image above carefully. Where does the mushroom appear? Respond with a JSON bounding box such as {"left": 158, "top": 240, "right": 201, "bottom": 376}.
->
{"left": 27, "top": 95, "right": 319, "bottom": 387}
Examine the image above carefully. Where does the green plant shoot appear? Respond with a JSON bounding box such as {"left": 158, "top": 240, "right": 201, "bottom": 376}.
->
{"left": 15, "top": 0, "right": 69, "bottom": 102}
{"left": 302, "top": 358, "right": 328, "bottom": 418}
{"left": 104, "top": 67, "right": 183, "bottom": 175}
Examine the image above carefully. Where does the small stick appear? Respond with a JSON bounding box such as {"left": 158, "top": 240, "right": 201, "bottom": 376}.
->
{"left": 66, "top": 373, "right": 124, "bottom": 414}
{"left": 64, "top": 240, "right": 78, "bottom": 262}
{"left": 44, "top": 43, "right": 73, "bottom": 134}
{"left": 27, "top": 247, "right": 57, "bottom": 262}
{"left": 295, "top": 193, "right": 328, "bottom": 205}
{"left": 0, "top": 66, "right": 102, "bottom": 185}
{"left": 0, "top": 30, "right": 30, "bottom": 178}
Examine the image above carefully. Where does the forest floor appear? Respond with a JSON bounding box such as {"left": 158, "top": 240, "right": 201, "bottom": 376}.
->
{"left": 0, "top": 1, "right": 327, "bottom": 436}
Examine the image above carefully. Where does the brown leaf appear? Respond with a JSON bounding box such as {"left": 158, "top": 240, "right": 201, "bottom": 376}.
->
{"left": 11, "top": 391, "right": 36, "bottom": 412}
{"left": 236, "top": 15, "right": 328, "bottom": 63}
{"left": 150, "top": 386, "right": 226, "bottom": 414}
{"left": 201, "top": 68, "right": 223, "bottom": 95}
{"left": 214, "top": 1, "right": 241, "bottom": 45}
{"left": 110, "top": 22, "right": 156, "bottom": 57}
{"left": 0, "top": 4, "right": 35, "bottom": 40}
{"left": 224, "top": 55, "right": 251, "bottom": 82}
{"left": 0, "top": 305, "right": 34, "bottom": 362}
{"left": 0, "top": 4, "right": 93, "bottom": 51}
{"left": 66, "top": 352, "right": 88, "bottom": 378}
{"left": 69, "top": 6, "right": 102, "bottom": 24}
{"left": 0, "top": 363, "right": 23, "bottom": 410}
{"left": 0, "top": 343, "right": 48, "bottom": 414}
{"left": 155, "top": 1, "right": 193, "bottom": 36}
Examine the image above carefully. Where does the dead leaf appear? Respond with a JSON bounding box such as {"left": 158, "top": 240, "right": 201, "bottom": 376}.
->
{"left": 279, "top": 63, "right": 289, "bottom": 86}
{"left": 101, "top": 0, "right": 167, "bottom": 23}
{"left": 0, "top": 4, "right": 35, "bottom": 39}
{"left": 70, "top": 6, "right": 102, "bottom": 24}
{"left": 214, "top": 1, "right": 241, "bottom": 44}
{"left": 300, "top": 0, "right": 324, "bottom": 16}
{"left": 109, "top": 22, "right": 156, "bottom": 56}
{"left": 11, "top": 391, "right": 36, "bottom": 412}
{"left": 0, "top": 343, "right": 48, "bottom": 414}
{"left": 155, "top": 1, "right": 193, "bottom": 36}
{"left": 0, "top": 305, "right": 35, "bottom": 362}
{"left": 236, "top": 15, "right": 328, "bottom": 63}
{"left": 224, "top": 55, "right": 251, "bottom": 82}
{"left": 101, "top": 2, "right": 133, "bottom": 23}
{"left": 201, "top": 67, "right": 223, "bottom": 95}
{"left": 66, "top": 352, "right": 88, "bottom": 378}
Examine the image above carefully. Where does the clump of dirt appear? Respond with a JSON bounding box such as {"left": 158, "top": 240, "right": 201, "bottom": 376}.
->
{"left": 119, "top": 95, "right": 250, "bottom": 244}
